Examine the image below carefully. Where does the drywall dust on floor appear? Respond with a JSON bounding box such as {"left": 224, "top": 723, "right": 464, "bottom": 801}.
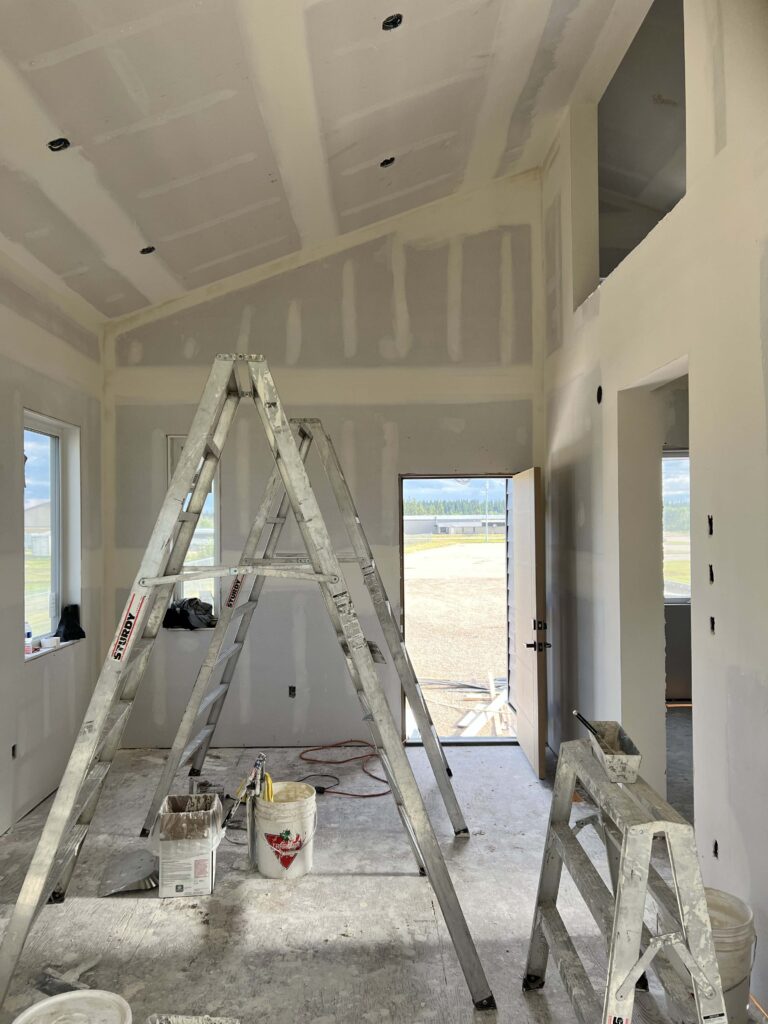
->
{"left": 0, "top": 746, "right": 732, "bottom": 1024}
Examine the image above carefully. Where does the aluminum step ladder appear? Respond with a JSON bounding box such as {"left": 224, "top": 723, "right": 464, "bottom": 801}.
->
{"left": 139, "top": 416, "right": 468, "bottom": 842}
{"left": 522, "top": 738, "right": 728, "bottom": 1024}
{"left": 0, "top": 354, "right": 493, "bottom": 1012}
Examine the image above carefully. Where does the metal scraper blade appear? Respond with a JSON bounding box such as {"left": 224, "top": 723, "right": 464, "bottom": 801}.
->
{"left": 99, "top": 849, "right": 159, "bottom": 897}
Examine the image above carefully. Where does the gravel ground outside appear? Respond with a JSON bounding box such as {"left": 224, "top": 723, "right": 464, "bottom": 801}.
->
{"left": 403, "top": 540, "right": 515, "bottom": 739}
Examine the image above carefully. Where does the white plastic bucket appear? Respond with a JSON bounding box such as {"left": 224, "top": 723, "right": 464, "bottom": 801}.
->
{"left": 12, "top": 990, "right": 132, "bottom": 1024}
{"left": 706, "top": 887, "right": 756, "bottom": 1024}
{"left": 253, "top": 781, "right": 317, "bottom": 879}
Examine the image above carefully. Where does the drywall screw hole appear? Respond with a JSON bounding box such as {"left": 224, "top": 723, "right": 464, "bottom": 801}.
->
{"left": 382, "top": 13, "right": 403, "bottom": 30}
{"left": 11, "top": 744, "right": 17, "bottom": 759}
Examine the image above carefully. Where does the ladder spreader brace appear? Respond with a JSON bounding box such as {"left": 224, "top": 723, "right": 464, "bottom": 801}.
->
{"left": 523, "top": 738, "right": 728, "bottom": 1024}
{"left": 0, "top": 354, "right": 494, "bottom": 1012}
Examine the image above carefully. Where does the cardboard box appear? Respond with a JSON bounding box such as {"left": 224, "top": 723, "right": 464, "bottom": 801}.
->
{"left": 157, "top": 794, "right": 223, "bottom": 898}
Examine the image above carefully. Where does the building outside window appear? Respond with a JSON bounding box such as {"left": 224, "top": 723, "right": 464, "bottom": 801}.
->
{"left": 167, "top": 435, "right": 219, "bottom": 610}
{"left": 24, "top": 421, "right": 60, "bottom": 638}
{"left": 662, "top": 451, "right": 691, "bottom": 602}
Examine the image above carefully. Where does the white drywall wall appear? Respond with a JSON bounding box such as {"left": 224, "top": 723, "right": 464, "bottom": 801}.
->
{"left": 105, "top": 176, "right": 543, "bottom": 747}
{"left": 544, "top": 0, "right": 768, "bottom": 1001}
{"left": 0, "top": 270, "right": 103, "bottom": 834}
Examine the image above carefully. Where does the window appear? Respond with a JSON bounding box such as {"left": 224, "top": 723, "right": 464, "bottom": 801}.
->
{"left": 23, "top": 411, "right": 80, "bottom": 646}
{"left": 662, "top": 452, "right": 690, "bottom": 602}
{"left": 167, "top": 435, "right": 219, "bottom": 610}
{"left": 24, "top": 423, "right": 60, "bottom": 637}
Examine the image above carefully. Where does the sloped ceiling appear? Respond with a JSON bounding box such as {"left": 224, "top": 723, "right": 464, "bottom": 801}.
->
{"left": 0, "top": 0, "right": 622, "bottom": 320}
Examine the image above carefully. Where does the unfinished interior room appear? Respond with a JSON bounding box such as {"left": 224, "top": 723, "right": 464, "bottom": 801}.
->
{"left": 1, "top": 0, "right": 766, "bottom": 1021}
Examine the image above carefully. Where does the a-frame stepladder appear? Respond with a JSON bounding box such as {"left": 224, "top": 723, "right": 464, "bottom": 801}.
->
{"left": 523, "top": 739, "right": 728, "bottom": 1024}
{"left": 0, "top": 354, "right": 495, "bottom": 1011}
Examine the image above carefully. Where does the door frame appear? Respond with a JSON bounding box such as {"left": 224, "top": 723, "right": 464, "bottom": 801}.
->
{"left": 398, "top": 472, "right": 520, "bottom": 746}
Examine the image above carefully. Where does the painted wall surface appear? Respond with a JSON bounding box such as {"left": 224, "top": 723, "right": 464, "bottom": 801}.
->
{"left": 543, "top": 0, "right": 768, "bottom": 1000}
{"left": 0, "top": 271, "right": 102, "bottom": 834}
{"left": 107, "top": 177, "right": 542, "bottom": 746}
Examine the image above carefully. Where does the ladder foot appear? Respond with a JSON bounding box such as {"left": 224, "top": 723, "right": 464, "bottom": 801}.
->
{"left": 139, "top": 827, "right": 150, "bottom": 838}
{"left": 48, "top": 891, "right": 65, "bottom": 905}
{"left": 522, "top": 974, "right": 545, "bottom": 992}
{"left": 446, "top": 766, "right": 453, "bottom": 778}
{"left": 454, "top": 827, "right": 470, "bottom": 838}
{"left": 189, "top": 767, "right": 202, "bottom": 777}
{"left": 418, "top": 866, "right": 427, "bottom": 877}
{"left": 473, "top": 994, "right": 496, "bottom": 1011}
{"left": 636, "top": 971, "right": 649, "bottom": 991}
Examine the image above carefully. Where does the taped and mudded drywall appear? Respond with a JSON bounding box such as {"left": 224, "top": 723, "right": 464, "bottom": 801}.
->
{"left": 544, "top": 0, "right": 768, "bottom": 1001}
{"left": 0, "top": 293, "right": 102, "bottom": 834}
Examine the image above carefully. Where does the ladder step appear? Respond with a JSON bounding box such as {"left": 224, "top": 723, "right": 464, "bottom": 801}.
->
{"left": 95, "top": 702, "right": 132, "bottom": 760}
{"left": 197, "top": 684, "right": 229, "bottom": 718}
{"left": 178, "top": 511, "right": 199, "bottom": 523}
{"left": 72, "top": 762, "right": 110, "bottom": 822}
{"left": 181, "top": 725, "right": 216, "bottom": 766}
{"left": 204, "top": 437, "right": 221, "bottom": 461}
{"left": 230, "top": 600, "right": 259, "bottom": 620}
{"left": 44, "top": 824, "right": 88, "bottom": 905}
{"left": 214, "top": 641, "right": 242, "bottom": 668}
{"left": 265, "top": 516, "right": 286, "bottom": 525}
{"left": 538, "top": 904, "right": 602, "bottom": 1024}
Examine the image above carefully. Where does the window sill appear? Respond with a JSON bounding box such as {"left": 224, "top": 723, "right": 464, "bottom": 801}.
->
{"left": 24, "top": 638, "right": 84, "bottom": 663}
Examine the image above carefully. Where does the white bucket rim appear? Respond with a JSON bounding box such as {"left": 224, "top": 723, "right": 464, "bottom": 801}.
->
{"left": 12, "top": 990, "right": 132, "bottom": 1024}
{"left": 257, "top": 781, "right": 316, "bottom": 807}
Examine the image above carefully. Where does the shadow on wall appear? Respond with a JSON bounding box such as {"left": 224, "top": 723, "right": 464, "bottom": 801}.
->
{"left": 546, "top": 373, "right": 603, "bottom": 750}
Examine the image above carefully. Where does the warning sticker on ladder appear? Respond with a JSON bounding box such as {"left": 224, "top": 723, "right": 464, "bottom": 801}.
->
{"left": 111, "top": 594, "right": 145, "bottom": 661}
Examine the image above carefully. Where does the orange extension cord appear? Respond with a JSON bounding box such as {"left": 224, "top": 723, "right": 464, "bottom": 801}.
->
{"left": 299, "top": 739, "right": 391, "bottom": 798}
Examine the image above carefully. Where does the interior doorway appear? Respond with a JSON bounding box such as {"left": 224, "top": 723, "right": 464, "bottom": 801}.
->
{"left": 400, "top": 475, "right": 517, "bottom": 743}
{"left": 662, "top": 380, "right": 692, "bottom": 820}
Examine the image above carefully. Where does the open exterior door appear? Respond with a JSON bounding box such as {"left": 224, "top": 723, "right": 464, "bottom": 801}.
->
{"left": 511, "top": 467, "right": 548, "bottom": 778}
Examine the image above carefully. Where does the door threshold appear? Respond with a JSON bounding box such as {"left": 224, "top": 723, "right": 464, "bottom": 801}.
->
{"left": 406, "top": 737, "right": 519, "bottom": 747}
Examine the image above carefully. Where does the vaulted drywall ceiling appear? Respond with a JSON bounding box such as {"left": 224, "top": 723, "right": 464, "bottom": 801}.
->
{"left": 0, "top": 0, "right": 632, "bottom": 320}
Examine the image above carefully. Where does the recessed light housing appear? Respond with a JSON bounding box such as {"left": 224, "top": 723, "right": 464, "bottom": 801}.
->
{"left": 382, "top": 13, "right": 403, "bottom": 30}
{"left": 47, "top": 138, "right": 70, "bottom": 152}
{"left": 380, "top": 156, "right": 396, "bottom": 168}
{"left": 140, "top": 245, "right": 156, "bottom": 255}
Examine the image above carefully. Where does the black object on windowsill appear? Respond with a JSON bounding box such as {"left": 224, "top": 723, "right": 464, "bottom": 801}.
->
{"left": 53, "top": 605, "right": 86, "bottom": 642}
{"left": 163, "top": 598, "right": 217, "bottom": 630}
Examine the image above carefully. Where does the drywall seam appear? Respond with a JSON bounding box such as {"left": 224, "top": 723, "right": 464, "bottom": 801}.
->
{"left": 111, "top": 366, "right": 536, "bottom": 406}
{"left": 0, "top": 54, "right": 183, "bottom": 305}
{"left": 107, "top": 172, "right": 540, "bottom": 337}
{"left": 101, "top": 322, "right": 118, "bottom": 646}
{"left": 0, "top": 301, "right": 101, "bottom": 396}
{"left": 235, "top": 0, "right": 337, "bottom": 247}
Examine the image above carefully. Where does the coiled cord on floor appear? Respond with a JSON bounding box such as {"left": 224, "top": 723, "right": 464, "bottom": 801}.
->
{"left": 298, "top": 739, "right": 391, "bottom": 798}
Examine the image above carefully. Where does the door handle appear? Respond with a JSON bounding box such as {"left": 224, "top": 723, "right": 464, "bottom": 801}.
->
{"left": 525, "top": 642, "right": 537, "bottom": 649}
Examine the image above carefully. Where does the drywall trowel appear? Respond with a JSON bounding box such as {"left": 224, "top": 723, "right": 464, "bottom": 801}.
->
{"left": 98, "top": 848, "right": 159, "bottom": 897}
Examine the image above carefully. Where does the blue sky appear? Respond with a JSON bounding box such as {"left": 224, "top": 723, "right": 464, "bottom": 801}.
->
{"left": 24, "top": 430, "right": 53, "bottom": 507}
{"left": 403, "top": 477, "right": 507, "bottom": 502}
{"left": 662, "top": 455, "right": 690, "bottom": 503}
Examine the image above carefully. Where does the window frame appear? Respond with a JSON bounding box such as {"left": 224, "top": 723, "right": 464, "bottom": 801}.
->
{"left": 166, "top": 434, "right": 221, "bottom": 612}
{"left": 662, "top": 448, "right": 691, "bottom": 607}
{"left": 23, "top": 415, "right": 62, "bottom": 639}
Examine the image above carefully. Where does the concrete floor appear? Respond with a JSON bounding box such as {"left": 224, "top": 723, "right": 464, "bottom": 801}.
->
{"left": 0, "top": 745, "right": 726, "bottom": 1023}
{"left": 666, "top": 706, "right": 694, "bottom": 823}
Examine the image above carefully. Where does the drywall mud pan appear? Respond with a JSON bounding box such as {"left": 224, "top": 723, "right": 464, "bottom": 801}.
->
{"left": 588, "top": 720, "right": 642, "bottom": 782}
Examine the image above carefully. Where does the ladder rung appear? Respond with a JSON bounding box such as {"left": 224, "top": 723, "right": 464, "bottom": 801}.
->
{"left": 181, "top": 725, "right": 216, "bottom": 766}
{"left": 214, "top": 641, "right": 242, "bottom": 668}
{"left": 550, "top": 823, "right": 614, "bottom": 937}
{"left": 197, "top": 684, "right": 229, "bottom": 718}
{"left": 95, "top": 702, "right": 132, "bottom": 759}
{"left": 44, "top": 824, "right": 88, "bottom": 905}
{"left": 265, "top": 516, "right": 286, "bottom": 525}
{"left": 178, "top": 511, "right": 199, "bottom": 523}
{"left": 538, "top": 904, "right": 602, "bottom": 1024}
{"left": 230, "top": 599, "right": 259, "bottom": 619}
{"left": 129, "top": 638, "right": 154, "bottom": 660}
{"left": 204, "top": 437, "right": 221, "bottom": 461}
{"left": 73, "top": 762, "right": 110, "bottom": 821}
